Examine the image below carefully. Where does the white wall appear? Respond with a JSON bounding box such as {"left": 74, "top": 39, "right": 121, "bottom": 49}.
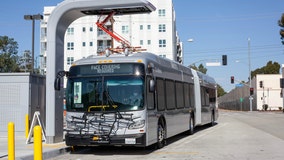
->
{"left": 256, "top": 74, "right": 282, "bottom": 110}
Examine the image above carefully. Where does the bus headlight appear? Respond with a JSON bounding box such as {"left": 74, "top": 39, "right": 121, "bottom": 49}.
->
{"left": 66, "top": 121, "right": 77, "bottom": 130}
{"left": 128, "top": 120, "right": 145, "bottom": 129}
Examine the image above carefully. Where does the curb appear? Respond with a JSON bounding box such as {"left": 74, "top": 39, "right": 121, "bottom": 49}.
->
{"left": 16, "top": 147, "right": 71, "bottom": 160}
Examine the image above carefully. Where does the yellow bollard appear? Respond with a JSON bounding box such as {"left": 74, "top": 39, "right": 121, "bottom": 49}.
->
{"left": 25, "top": 114, "right": 29, "bottom": 138}
{"left": 34, "top": 125, "right": 42, "bottom": 160}
{"left": 8, "top": 122, "right": 15, "bottom": 160}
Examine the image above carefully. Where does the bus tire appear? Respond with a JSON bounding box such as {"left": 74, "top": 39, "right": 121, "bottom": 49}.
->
{"left": 189, "top": 116, "right": 194, "bottom": 135}
{"left": 157, "top": 122, "right": 166, "bottom": 149}
{"left": 210, "top": 112, "right": 215, "bottom": 126}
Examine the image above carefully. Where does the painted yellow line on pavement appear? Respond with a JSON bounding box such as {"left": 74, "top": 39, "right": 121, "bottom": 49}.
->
{"left": 154, "top": 151, "right": 199, "bottom": 155}
{"left": 42, "top": 143, "right": 66, "bottom": 148}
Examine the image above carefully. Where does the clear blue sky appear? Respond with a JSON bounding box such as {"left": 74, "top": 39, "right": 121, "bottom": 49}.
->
{"left": 1, "top": 0, "right": 284, "bottom": 92}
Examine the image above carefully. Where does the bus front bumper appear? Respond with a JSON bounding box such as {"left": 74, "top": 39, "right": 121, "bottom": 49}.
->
{"left": 65, "top": 133, "right": 146, "bottom": 147}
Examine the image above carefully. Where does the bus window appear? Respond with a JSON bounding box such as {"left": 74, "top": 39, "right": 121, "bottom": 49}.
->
{"left": 201, "top": 87, "right": 210, "bottom": 106}
{"left": 209, "top": 88, "right": 216, "bottom": 103}
{"left": 166, "top": 79, "right": 175, "bottom": 110}
{"left": 184, "top": 83, "right": 190, "bottom": 108}
{"left": 189, "top": 84, "right": 195, "bottom": 107}
{"left": 205, "top": 88, "right": 210, "bottom": 105}
{"left": 157, "top": 78, "right": 165, "bottom": 111}
{"left": 176, "top": 81, "right": 184, "bottom": 109}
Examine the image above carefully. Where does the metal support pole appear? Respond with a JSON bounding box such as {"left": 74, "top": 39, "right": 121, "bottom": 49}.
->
{"left": 24, "top": 14, "right": 43, "bottom": 74}
{"left": 248, "top": 38, "right": 252, "bottom": 111}
{"left": 31, "top": 19, "right": 35, "bottom": 73}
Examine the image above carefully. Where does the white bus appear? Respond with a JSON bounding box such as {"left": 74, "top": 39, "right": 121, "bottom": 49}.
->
{"left": 55, "top": 52, "right": 218, "bottom": 148}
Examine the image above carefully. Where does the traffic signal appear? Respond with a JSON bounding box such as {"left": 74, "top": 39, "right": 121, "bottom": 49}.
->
{"left": 259, "top": 81, "right": 263, "bottom": 88}
{"left": 250, "top": 87, "right": 254, "bottom": 96}
{"left": 222, "top": 55, "right": 227, "bottom": 65}
{"left": 230, "top": 76, "right": 234, "bottom": 84}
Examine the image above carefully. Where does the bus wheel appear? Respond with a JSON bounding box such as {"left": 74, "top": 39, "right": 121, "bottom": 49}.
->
{"left": 157, "top": 123, "right": 166, "bottom": 149}
{"left": 185, "top": 116, "right": 194, "bottom": 135}
{"left": 188, "top": 116, "right": 194, "bottom": 135}
{"left": 210, "top": 112, "right": 215, "bottom": 126}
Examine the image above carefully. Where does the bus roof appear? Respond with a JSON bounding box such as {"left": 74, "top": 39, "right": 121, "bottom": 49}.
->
{"left": 72, "top": 52, "right": 216, "bottom": 86}
{"left": 73, "top": 52, "right": 192, "bottom": 74}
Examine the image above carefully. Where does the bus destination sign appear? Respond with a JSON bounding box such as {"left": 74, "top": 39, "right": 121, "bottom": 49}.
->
{"left": 69, "top": 63, "right": 145, "bottom": 76}
{"left": 91, "top": 64, "right": 120, "bottom": 73}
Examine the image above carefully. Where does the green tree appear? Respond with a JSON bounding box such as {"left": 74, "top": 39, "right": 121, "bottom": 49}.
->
{"left": 0, "top": 36, "right": 20, "bottom": 72}
{"left": 278, "top": 13, "right": 284, "bottom": 44}
{"left": 217, "top": 84, "right": 227, "bottom": 97}
{"left": 191, "top": 64, "right": 207, "bottom": 74}
{"left": 251, "top": 61, "right": 280, "bottom": 78}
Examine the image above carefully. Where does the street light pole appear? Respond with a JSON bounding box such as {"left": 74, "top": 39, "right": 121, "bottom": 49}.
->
{"left": 248, "top": 37, "right": 252, "bottom": 111}
{"left": 24, "top": 14, "right": 43, "bottom": 73}
{"left": 187, "top": 38, "right": 194, "bottom": 66}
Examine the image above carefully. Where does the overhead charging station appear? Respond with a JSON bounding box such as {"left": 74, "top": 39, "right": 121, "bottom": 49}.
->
{"left": 46, "top": 0, "right": 155, "bottom": 143}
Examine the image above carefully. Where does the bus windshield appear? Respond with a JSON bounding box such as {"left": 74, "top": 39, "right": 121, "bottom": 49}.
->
{"left": 66, "top": 75, "right": 144, "bottom": 112}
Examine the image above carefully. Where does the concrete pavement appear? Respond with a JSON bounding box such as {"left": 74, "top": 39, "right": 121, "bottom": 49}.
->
{"left": 0, "top": 131, "right": 69, "bottom": 160}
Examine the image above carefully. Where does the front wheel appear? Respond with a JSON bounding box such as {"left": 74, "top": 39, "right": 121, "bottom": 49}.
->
{"left": 157, "top": 123, "right": 166, "bottom": 149}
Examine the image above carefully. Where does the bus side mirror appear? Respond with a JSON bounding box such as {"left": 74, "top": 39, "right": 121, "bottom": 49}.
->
{"left": 54, "top": 77, "right": 61, "bottom": 91}
{"left": 149, "top": 79, "right": 155, "bottom": 92}
{"left": 54, "top": 71, "right": 68, "bottom": 91}
{"left": 147, "top": 63, "right": 154, "bottom": 74}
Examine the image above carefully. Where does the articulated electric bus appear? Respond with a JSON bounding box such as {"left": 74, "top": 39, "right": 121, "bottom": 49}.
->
{"left": 54, "top": 52, "right": 218, "bottom": 148}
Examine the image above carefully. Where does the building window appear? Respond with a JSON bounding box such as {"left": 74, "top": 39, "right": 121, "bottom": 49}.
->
{"left": 67, "top": 42, "right": 74, "bottom": 50}
{"left": 90, "top": 27, "right": 93, "bottom": 32}
{"left": 82, "top": 27, "right": 86, "bottom": 32}
{"left": 147, "top": 25, "right": 151, "bottom": 30}
{"left": 159, "top": 39, "right": 166, "bottom": 47}
{"left": 147, "top": 40, "right": 151, "bottom": 45}
{"left": 67, "top": 27, "right": 74, "bottom": 35}
{"left": 90, "top": 42, "right": 93, "bottom": 46}
{"left": 67, "top": 57, "right": 74, "bottom": 65}
{"left": 159, "top": 24, "right": 166, "bottom": 32}
{"left": 122, "top": 25, "right": 129, "bottom": 34}
{"left": 82, "top": 42, "right": 86, "bottom": 47}
{"left": 140, "top": 40, "right": 143, "bottom": 45}
{"left": 140, "top": 25, "right": 143, "bottom": 30}
{"left": 98, "top": 28, "right": 105, "bottom": 36}
{"left": 158, "top": 9, "right": 166, "bottom": 17}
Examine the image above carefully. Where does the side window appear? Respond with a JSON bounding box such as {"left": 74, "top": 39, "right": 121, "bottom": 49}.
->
{"left": 147, "top": 76, "right": 155, "bottom": 110}
{"left": 184, "top": 83, "right": 190, "bottom": 108}
{"left": 157, "top": 78, "right": 165, "bottom": 111}
{"left": 205, "top": 88, "right": 210, "bottom": 105}
{"left": 209, "top": 88, "right": 216, "bottom": 103}
{"left": 165, "top": 80, "right": 175, "bottom": 110}
{"left": 176, "top": 82, "right": 184, "bottom": 109}
{"left": 189, "top": 84, "right": 195, "bottom": 107}
{"left": 201, "top": 87, "right": 210, "bottom": 106}
{"left": 201, "top": 87, "right": 205, "bottom": 106}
